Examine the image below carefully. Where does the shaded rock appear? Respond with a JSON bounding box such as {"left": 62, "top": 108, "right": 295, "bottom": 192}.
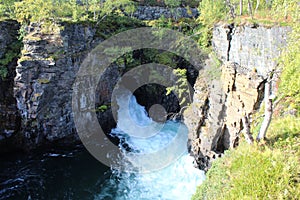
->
{"left": 0, "top": 20, "right": 22, "bottom": 152}
{"left": 185, "top": 24, "right": 291, "bottom": 171}
{"left": 133, "top": 6, "right": 199, "bottom": 20}
{"left": 13, "top": 22, "right": 121, "bottom": 149}
{"left": 184, "top": 62, "right": 265, "bottom": 171}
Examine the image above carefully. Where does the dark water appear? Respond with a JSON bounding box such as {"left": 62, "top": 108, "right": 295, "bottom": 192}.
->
{"left": 0, "top": 92, "right": 205, "bottom": 200}
{"left": 0, "top": 148, "right": 112, "bottom": 200}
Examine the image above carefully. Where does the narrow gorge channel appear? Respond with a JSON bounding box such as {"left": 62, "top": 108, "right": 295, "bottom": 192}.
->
{"left": 0, "top": 89, "right": 204, "bottom": 199}
{"left": 0, "top": 3, "right": 293, "bottom": 199}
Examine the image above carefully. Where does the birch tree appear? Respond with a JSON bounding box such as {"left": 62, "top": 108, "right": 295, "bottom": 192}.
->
{"left": 256, "top": 74, "right": 273, "bottom": 141}
{"left": 239, "top": 0, "right": 243, "bottom": 15}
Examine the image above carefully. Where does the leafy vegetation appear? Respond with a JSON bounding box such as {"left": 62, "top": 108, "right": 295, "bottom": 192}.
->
{"left": 0, "top": 40, "right": 22, "bottom": 79}
{"left": 194, "top": 0, "right": 299, "bottom": 50}
{"left": 0, "top": 0, "right": 137, "bottom": 23}
{"left": 134, "top": 0, "right": 200, "bottom": 7}
{"left": 193, "top": 1, "right": 300, "bottom": 199}
{"left": 0, "top": 1, "right": 299, "bottom": 198}
{"left": 166, "top": 68, "right": 191, "bottom": 106}
{"left": 0, "top": 0, "right": 17, "bottom": 20}
{"left": 96, "top": 104, "right": 109, "bottom": 112}
{"left": 193, "top": 138, "right": 300, "bottom": 199}
{"left": 277, "top": 11, "right": 300, "bottom": 114}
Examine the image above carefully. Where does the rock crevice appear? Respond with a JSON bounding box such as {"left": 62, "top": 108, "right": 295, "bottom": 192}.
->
{"left": 185, "top": 23, "right": 291, "bottom": 171}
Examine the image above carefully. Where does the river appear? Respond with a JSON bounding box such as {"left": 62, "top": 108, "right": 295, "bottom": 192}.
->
{"left": 0, "top": 91, "right": 204, "bottom": 200}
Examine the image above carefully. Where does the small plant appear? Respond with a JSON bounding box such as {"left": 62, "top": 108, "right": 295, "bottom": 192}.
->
{"left": 195, "top": 0, "right": 228, "bottom": 49}
{"left": 166, "top": 68, "right": 191, "bottom": 106}
{"left": 96, "top": 105, "right": 109, "bottom": 112}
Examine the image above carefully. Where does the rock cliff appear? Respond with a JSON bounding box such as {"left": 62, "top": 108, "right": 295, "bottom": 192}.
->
{"left": 184, "top": 24, "right": 291, "bottom": 171}
{"left": 12, "top": 22, "right": 138, "bottom": 150}
{"left": 0, "top": 20, "right": 21, "bottom": 151}
{"left": 0, "top": 8, "right": 193, "bottom": 151}
{"left": 0, "top": 15, "right": 291, "bottom": 161}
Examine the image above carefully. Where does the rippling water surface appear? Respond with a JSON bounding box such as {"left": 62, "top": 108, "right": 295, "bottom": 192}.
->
{"left": 0, "top": 91, "right": 204, "bottom": 200}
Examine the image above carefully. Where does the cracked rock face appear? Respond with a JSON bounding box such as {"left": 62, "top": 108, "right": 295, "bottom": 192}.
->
{"left": 184, "top": 62, "right": 265, "bottom": 171}
{"left": 185, "top": 23, "right": 290, "bottom": 171}
{"left": 212, "top": 23, "right": 291, "bottom": 77}
{"left": 13, "top": 23, "right": 122, "bottom": 149}
{"left": 0, "top": 20, "right": 21, "bottom": 151}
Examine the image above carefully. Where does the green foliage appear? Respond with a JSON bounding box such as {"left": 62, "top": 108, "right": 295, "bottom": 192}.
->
{"left": 146, "top": 16, "right": 198, "bottom": 37}
{"left": 271, "top": 0, "right": 299, "bottom": 21}
{"left": 0, "top": 0, "right": 18, "bottom": 20}
{"left": 95, "top": 15, "right": 144, "bottom": 38}
{"left": 15, "top": 0, "right": 56, "bottom": 24}
{"left": 101, "top": 0, "right": 136, "bottom": 17}
{"left": 0, "top": 40, "right": 22, "bottom": 78}
{"left": 164, "top": 0, "right": 181, "bottom": 8}
{"left": 14, "top": 0, "right": 137, "bottom": 24}
{"left": 195, "top": 0, "right": 228, "bottom": 49}
{"left": 267, "top": 116, "right": 300, "bottom": 157}
{"left": 0, "top": 67, "right": 8, "bottom": 78}
{"left": 137, "top": 0, "right": 199, "bottom": 7}
{"left": 166, "top": 68, "right": 191, "bottom": 106}
{"left": 96, "top": 105, "right": 109, "bottom": 112}
{"left": 193, "top": 139, "right": 300, "bottom": 200}
{"left": 277, "top": 15, "right": 300, "bottom": 112}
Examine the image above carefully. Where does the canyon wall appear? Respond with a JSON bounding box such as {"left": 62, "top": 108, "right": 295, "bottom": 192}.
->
{"left": 0, "top": 6, "right": 195, "bottom": 151}
{"left": 0, "top": 20, "right": 21, "bottom": 150}
{"left": 0, "top": 11, "right": 291, "bottom": 161}
{"left": 184, "top": 23, "right": 291, "bottom": 171}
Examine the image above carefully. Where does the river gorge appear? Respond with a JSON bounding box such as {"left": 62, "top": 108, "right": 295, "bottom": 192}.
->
{"left": 0, "top": 5, "right": 291, "bottom": 200}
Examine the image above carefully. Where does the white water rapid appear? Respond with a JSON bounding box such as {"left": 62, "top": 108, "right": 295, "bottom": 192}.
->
{"left": 95, "top": 89, "right": 205, "bottom": 200}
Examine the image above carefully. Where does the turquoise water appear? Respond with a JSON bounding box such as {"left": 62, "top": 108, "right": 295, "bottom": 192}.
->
{"left": 0, "top": 91, "right": 204, "bottom": 200}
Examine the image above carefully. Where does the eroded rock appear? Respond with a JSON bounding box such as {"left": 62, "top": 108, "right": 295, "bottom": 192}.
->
{"left": 184, "top": 62, "right": 265, "bottom": 171}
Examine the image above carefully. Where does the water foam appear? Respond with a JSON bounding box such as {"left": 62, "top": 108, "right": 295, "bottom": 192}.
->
{"left": 95, "top": 90, "right": 205, "bottom": 200}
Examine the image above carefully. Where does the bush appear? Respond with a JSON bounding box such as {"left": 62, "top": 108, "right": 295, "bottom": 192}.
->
{"left": 0, "top": 0, "right": 17, "bottom": 20}
{"left": 14, "top": 0, "right": 137, "bottom": 24}
{"left": 193, "top": 139, "right": 300, "bottom": 200}
{"left": 195, "top": 0, "right": 228, "bottom": 49}
{"left": 277, "top": 13, "right": 300, "bottom": 113}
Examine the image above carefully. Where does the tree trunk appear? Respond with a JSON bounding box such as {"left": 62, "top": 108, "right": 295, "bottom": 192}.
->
{"left": 240, "top": 0, "right": 243, "bottom": 15}
{"left": 256, "top": 78, "right": 273, "bottom": 142}
{"left": 247, "top": 0, "right": 253, "bottom": 18}
{"left": 255, "top": 0, "right": 260, "bottom": 13}
{"left": 226, "top": 0, "right": 236, "bottom": 19}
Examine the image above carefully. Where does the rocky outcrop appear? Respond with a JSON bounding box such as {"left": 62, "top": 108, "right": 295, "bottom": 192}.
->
{"left": 185, "top": 62, "right": 265, "bottom": 171}
{"left": 212, "top": 23, "right": 291, "bottom": 77}
{"left": 12, "top": 22, "right": 128, "bottom": 149}
{"left": 185, "top": 24, "right": 290, "bottom": 171}
{"left": 0, "top": 20, "right": 22, "bottom": 151}
{"left": 2, "top": 18, "right": 186, "bottom": 151}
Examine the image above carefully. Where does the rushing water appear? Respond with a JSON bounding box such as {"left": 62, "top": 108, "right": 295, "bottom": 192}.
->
{"left": 0, "top": 91, "right": 204, "bottom": 200}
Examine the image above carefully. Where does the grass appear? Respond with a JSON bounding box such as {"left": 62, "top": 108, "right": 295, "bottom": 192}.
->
{"left": 192, "top": 114, "right": 300, "bottom": 200}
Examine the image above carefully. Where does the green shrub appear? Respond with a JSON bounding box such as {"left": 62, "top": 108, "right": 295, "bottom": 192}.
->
{"left": 0, "top": 0, "right": 18, "bottom": 20}
{"left": 96, "top": 105, "right": 109, "bottom": 112}
{"left": 0, "top": 40, "right": 22, "bottom": 79}
{"left": 193, "top": 140, "right": 300, "bottom": 200}
{"left": 195, "top": 0, "right": 228, "bottom": 49}
{"left": 277, "top": 17, "right": 300, "bottom": 113}
{"left": 14, "top": 0, "right": 137, "bottom": 24}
